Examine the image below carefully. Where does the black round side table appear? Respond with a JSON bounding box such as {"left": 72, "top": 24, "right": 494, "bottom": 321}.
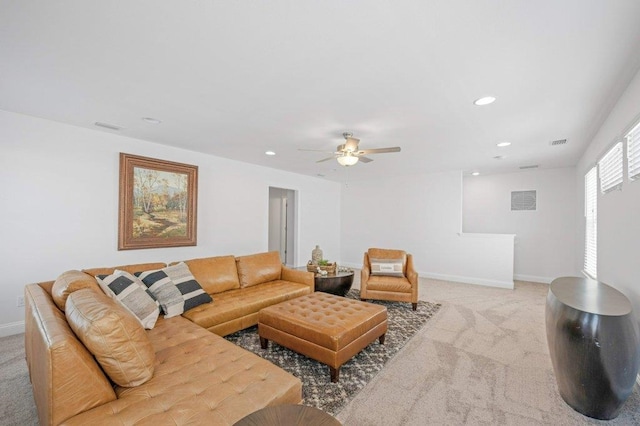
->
{"left": 545, "top": 276, "right": 640, "bottom": 419}
{"left": 313, "top": 270, "right": 354, "bottom": 296}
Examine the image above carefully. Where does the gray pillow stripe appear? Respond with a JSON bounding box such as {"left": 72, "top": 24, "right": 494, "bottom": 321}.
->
{"left": 183, "top": 293, "right": 211, "bottom": 311}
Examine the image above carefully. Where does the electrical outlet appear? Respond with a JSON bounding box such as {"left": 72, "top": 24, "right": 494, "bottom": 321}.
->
{"left": 16, "top": 295, "right": 25, "bottom": 307}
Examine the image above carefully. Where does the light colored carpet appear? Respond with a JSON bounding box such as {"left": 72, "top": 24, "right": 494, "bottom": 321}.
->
{"left": 3, "top": 277, "right": 639, "bottom": 425}
{"left": 0, "top": 332, "right": 36, "bottom": 425}
{"left": 337, "top": 277, "right": 640, "bottom": 425}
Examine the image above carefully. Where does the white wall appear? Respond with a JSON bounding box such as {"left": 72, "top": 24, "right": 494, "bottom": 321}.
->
{"left": 0, "top": 110, "right": 341, "bottom": 335}
{"left": 575, "top": 68, "right": 640, "bottom": 321}
{"left": 463, "top": 168, "right": 577, "bottom": 283}
{"left": 341, "top": 171, "right": 514, "bottom": 288}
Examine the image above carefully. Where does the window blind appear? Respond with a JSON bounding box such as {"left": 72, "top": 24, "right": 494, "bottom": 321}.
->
{"left": 626, "top": 121, "right": 640, "bottom": 181}
{"left": 584, "top": 167, "right": 597, "bottom": 279}
{"left": 598, "top": 142, "right": 623, "bottom": 193}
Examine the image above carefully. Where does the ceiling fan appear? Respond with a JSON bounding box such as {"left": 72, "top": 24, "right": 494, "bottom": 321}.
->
{"left": 300, "top": 132, "right": 401, "bottom": 166}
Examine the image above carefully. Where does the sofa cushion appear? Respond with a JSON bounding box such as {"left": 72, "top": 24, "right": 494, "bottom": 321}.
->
{"left": 51, "top": 270, "right": 101, "bottom": 311}
{"left": 65, "top": 288, "right": 155, "bottom": 388}
{"left": 365, "top": 275, "right": 413, "bottom": 293}
{"left": 96, "top": 270, "right": 160, "bottom": 329}
{"left": 182, "top": 281, "right": 310, "bottom": 331}
{"left": 235, "top": 251, "right": 282, "bottom": 288}
{"left": 174, "top": 255, "right": 240, "bottom": 295}
{"left": 83, "top": 262, "right": 167, "bottom": 278}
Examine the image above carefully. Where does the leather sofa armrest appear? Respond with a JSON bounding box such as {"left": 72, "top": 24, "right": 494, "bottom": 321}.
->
{"left": 406, "top": 254, "right": 419, "bottom": 288}
{"left": 281, "top": 267, "right": 315, "bottom": 292}
{"left": 360, "top": 252, "right": 371, "bottom": 291}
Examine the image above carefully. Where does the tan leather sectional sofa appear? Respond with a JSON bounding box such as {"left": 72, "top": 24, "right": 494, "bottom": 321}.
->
{"left": 24, "top": 251, "right": 314, "bottom": 426}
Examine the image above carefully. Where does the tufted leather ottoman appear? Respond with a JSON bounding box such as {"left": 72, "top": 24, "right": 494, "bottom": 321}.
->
{"left": 258, "top": 292, "right": 388, "bottom": 382}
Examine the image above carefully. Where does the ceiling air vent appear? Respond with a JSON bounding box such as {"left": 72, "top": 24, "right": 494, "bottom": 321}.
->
{"left": 550, "top": 139, "right": 567, "bottom": 146}
{"left": 511, "top": 190, "right": 537, "bottom": 211}
{"left": 94, "top": 122, "right": 123, "bottom": 131}
{"left": 519, "top": 165, "right": 539, "bottom": 170}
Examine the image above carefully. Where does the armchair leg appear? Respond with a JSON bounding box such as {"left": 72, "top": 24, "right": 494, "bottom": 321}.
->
{"left": 412, "top": 302, "right": 417, "bottom": 311}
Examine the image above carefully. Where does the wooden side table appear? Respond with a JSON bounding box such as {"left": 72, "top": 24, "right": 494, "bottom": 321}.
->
{"left": 233, "top": 404, "right": 341, "bottom": 426}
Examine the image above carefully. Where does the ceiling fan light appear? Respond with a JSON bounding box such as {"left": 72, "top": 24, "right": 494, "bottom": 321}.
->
{"left": 337, "top": 154, "right": 359, "bottom": 166}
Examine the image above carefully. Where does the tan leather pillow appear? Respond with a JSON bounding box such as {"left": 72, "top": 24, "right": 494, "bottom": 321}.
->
{"left": 52, "top": 270, "right": 101, "bottom": 311}
{"left": 235, "top": 251, "right": 282, "bottom": 288}
{"left": 65, "top": 288, "right": 155, "bottom": 387}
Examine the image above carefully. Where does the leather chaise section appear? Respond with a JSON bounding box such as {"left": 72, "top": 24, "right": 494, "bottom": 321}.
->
{"left": 62, "top": 316, "right": 301, "bottom": 426}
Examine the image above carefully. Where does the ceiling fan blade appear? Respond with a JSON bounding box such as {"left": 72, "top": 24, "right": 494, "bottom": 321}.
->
{"left": 359, "top": 156, "right": 374, "bottom": 163}
{"left": 358, "top": 147, "right": 401, "bottom": 155}
{"left": 298, "top": 148, "right": 334, "bottom": 153}
{"left": 316, "top": 156, "right": 337, "bottom": 163}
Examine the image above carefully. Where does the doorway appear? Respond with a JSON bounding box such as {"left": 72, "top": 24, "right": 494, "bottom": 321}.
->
{"left": 268, "top": 187, "right": 296, "bottom": 266}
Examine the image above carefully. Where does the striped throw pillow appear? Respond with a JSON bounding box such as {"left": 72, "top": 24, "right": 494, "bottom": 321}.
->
{"left": 370, "top": 258, "right": 404, "bottom": 277}
{"left": 96, "top": 270, "right": 160, "bottom": 329}
{"left": 136, "top": 269, "right": 185, "bottom": 318}
{"left": 165, "top": 262, "right": 212, "bottom": 311}
{"left": 137, "top": 263, "right": 212, "bottom": 316}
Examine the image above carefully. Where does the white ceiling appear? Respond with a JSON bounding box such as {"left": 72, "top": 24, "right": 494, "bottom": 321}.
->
{"left": 2, "top": 1, "right": 640, "bottom": 182}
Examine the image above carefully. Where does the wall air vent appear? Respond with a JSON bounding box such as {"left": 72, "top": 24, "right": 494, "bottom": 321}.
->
{"left": 511, "top": 190, "right": 537, "bottom": 211}
{"left": 94, "top": 122, "right": 123, "bottom": 131}
{"left": 550, "top": 139, "right": 567, "bottom": 146}
{"left": 519, "top": 165, "right": 539, "bottom": 170}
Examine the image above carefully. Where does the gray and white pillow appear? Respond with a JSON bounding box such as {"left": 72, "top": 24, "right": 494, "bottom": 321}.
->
{"left": 370, "top": 258, "right": 405, "bottom": 277}
{"left": 96, "top": 270, "right": 160, "bottom": 329}
{"left": 136, "top": 269, "right": 184, "bottom": 318}
{"left": 164, "top": 262, "right": 212, "bottom": 311}
{"left": 137, "top": 262, "right": 211, "bottom": 317}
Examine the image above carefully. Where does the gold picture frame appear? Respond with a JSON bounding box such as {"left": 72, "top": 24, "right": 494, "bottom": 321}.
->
{"left": 118, "top": 153, "right": 198, "bottom": 250}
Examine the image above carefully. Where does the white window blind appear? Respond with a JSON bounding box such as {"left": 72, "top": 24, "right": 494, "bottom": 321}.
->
{"left": 584, "top": 167, "right": 597, "bottom": 279}
{"left": 626, "top": 121, "right": 640, "bottom": 181}
{"left": 598, "top": 142, "right": 623, "bottom": 193}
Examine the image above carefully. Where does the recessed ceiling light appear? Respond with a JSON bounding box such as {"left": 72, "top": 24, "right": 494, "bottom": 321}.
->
{"left": 473, "top": 96, "right": 496, "bottom": 106}
{"left": 493, "top": 155, "right": 506, "bottom": 159}
{"left": 471, "top": 172, "right": 480, "bottom": 176}
{"left": 265, "top": 151, "right": 276, "bottom": 156}
{"left": 496, "top": 142, "right": 511, "bottom": 147}
{"left": 142, "top": 117, "right": 161, "bottom": 124}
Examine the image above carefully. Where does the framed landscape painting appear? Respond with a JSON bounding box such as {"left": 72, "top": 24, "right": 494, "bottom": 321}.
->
{"left": 118, "top": 153, "right": 198, "bottom": 250}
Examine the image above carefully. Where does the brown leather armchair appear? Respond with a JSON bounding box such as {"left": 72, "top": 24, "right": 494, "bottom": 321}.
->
{"left": 360, "top": 248, "right": 418, "bottom": 310}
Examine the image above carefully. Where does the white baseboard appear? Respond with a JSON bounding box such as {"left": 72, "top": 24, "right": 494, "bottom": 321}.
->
{"left": 421, "top": 272, "right": 514, "bottom": 289}
{"left": 513, "top": 274, "right": 553, "bottom": 284}
{"left": 339, "top": 262, "right": 514, "bottom": 289}
{"left": 0, "top": 321, "right": 25, "bottom": 337}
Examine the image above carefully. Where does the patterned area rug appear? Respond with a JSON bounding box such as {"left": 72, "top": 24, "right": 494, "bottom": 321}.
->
{"left": 225, "top": 290, "right": 441, "bottom": 416}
